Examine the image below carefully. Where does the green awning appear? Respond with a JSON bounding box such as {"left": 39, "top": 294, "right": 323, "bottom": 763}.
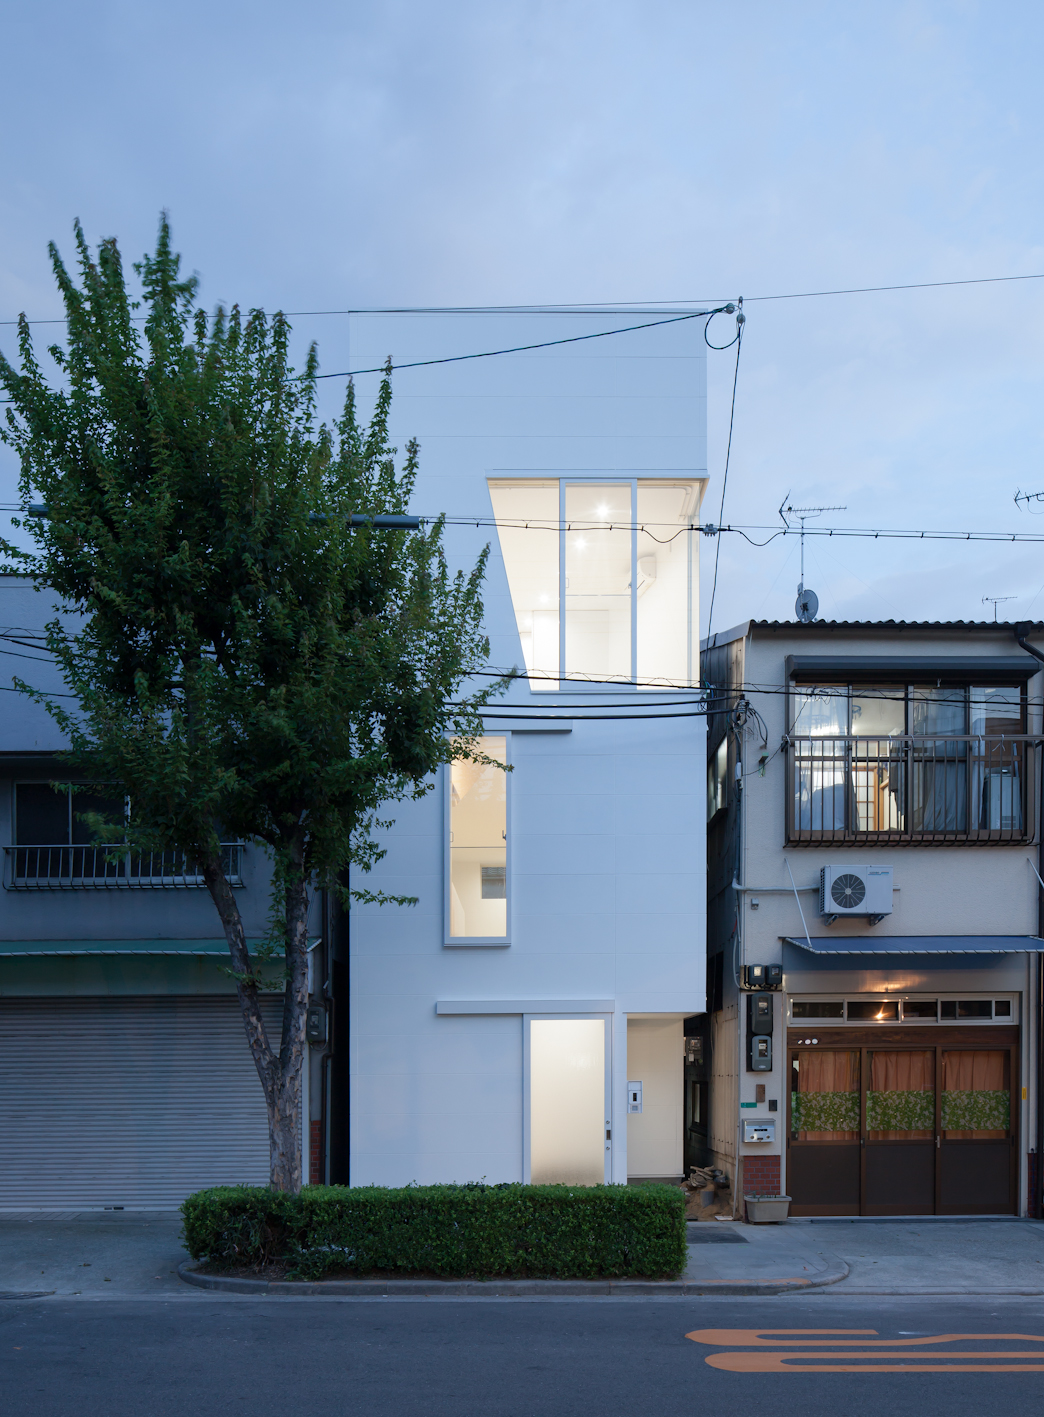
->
{"left": 0, "top": 939, "right": 260, "bottom": 958}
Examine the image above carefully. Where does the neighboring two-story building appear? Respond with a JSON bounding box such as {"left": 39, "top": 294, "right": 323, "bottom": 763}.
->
{"left": 702, "top": 618, "right": 1044, "bottom": 1217}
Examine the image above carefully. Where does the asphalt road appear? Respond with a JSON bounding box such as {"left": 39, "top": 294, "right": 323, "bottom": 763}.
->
{"left": 4, "top": 1294, "right": 1044, "bottom": 1415}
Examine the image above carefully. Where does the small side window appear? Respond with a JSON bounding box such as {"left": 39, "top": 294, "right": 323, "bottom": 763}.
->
{"left": 707, "top": 738, "right": 728, "bottom": 821}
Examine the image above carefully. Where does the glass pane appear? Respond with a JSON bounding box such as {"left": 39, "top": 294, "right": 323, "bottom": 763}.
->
{"left": 994, "top": 1000, "right": 1012, "bottom": 1017}
{"left": 902, "top": 1000, "right": 938, "bottom": 1019}
{"left": 449, "top": 736, "right": 507, "bottom": 939}
{"left": 792, "top": 686, "right": 847, "bottom": 736}
{"left": 851, "top": 686, "right": 905, "bottom": 736}
{"left": 942, "top": 1050, "right": 1009, "bottom": 1139}
{"left": 867, "top": 1050, "right": 934, "bottom": 1140}
{"left": 847, "top": 1001, "right": 900, "bottom": 1021}
{"left": 488, "top": 481, "right": 559, "bottom": 690}
{"left": 910, "top": 690, "right": 968, "bottom": 832}
{"left": 911, "top": 687, "right": 966, "bottom": 735}
{"left": 970, "top": 686, "right": 1023, "bottom": 735}
{"left": 969, "top": 688, "right": 1024, "bottom": 833}
{"left": 564, "top": 483, "right": 631, "bottom": 682}
{"left": 635, "top": 480, "right": 699, "bottom": 686}
{"left": 791, "top": 1049, "right": 859, "bottom": 1140}
{"left": 792, "top": 742, "right": 847, "bottom": 833}
{"left": 956, "top": 1000, "right": 992, "bottom": 1018}
{"left": 16, "top": 784, "right": 69, "bottom": 845}
{"left": 791, "top": 1001, "right": 844, "bottom": 1019}
{"left": 530, "top": 1018, "right": 605, "bottom": 1185}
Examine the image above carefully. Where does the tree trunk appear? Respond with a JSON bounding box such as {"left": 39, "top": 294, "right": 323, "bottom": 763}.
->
{"left": 203, "top": 855, "right": 311, "bottom": 1193}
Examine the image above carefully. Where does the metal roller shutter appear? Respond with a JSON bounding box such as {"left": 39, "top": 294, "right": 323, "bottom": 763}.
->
{"left": 0, "top": 996, "right": 285, "bottom": 1208}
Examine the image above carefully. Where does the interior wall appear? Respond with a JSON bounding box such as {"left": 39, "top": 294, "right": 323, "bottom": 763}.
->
{"left": 626, "top": 1017, "right": 683, "bottom": 1177}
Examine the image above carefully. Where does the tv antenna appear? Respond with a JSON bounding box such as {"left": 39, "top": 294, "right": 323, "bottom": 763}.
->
{"left": 1015, "top": 488, "right": 1044, "bottom": 516}
{"left": 982, "top": 594, "right": 1016, "bottom": 622}
{"left": 779, "top": 497, "right": 847, "bottom": 623}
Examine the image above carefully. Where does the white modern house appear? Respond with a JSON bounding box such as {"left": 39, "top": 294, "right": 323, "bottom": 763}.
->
{"left": 338, "top": 312, "right": 709, "bottom": 1189}
{"left": 0, "top": 311, "right": 710, "bottom": 1206}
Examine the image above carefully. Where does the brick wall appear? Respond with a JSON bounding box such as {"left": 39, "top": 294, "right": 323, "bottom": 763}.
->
{"left": 741, "top": 1153, "right": 780, "bottom": 1214}
{"left": 309, "top": 1120, "right": 322, "bottom": 1185}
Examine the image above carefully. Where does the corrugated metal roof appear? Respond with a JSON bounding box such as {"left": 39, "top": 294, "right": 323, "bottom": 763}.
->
{"left": 750, "top": 619, "right": 1044, "bottom": 630}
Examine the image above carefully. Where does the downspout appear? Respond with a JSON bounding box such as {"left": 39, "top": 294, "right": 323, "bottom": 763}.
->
{"left": 1015, "top": 623, "right": 1044, "bottom": 1218}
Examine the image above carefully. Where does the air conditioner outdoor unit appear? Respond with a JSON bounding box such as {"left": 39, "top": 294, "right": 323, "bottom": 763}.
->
{"left": 819, "top": 864, "right": 893, "bottom": 919}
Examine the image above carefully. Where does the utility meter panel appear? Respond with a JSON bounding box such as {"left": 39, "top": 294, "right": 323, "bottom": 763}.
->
{"left": 748, "top": 1035, "right": 772, "bottom": 1072}
{"left": 747, "top": 993, "right": 774, "bottom": 1035}
{"left": 743, "top": 1120, "right": 775, "bottom": 1143}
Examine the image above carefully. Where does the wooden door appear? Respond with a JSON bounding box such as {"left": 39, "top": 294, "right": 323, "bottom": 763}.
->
{"left": 937, "top": 1047, "right": 1016, "bottom": 1215}
{"left": 788, "top": 1047, "right": 861, "bottom": 1215}
{"left": 862, "top": 1049, "right": 935, "bottom": 1215}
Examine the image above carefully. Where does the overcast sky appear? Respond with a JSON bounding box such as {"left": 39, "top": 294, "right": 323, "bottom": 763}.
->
{"left": 2, "top": 1, "right": 1043, "bottom": 633}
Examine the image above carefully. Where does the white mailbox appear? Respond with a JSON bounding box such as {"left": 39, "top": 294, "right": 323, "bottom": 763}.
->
{"left": 743, "top": 1120, "right": 775, "bottom": 1143}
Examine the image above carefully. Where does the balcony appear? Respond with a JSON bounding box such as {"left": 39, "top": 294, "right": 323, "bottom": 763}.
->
{"left": 3, "top": 843, "right": 245, "bottom": 890}
{"left": 786, "top": 735, "right": 1037, "bottom": 845}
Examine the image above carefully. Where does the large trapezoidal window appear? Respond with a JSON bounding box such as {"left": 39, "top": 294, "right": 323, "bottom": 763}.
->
{"left": 489, "top": 478, "right": 703, "bottom": 688}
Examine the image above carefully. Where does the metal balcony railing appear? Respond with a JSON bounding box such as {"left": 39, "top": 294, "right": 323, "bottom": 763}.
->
{"left": 3, "top": 842, "right": 245, "bottom": 890}
{"left": 786, "top": 734, "right": 1037, "bottom": 845}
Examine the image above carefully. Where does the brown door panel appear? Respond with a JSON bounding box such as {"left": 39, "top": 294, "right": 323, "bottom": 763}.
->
{"left": 938, "top": 1141, "right": 1012, "bottom": 1214}
{"left": 787, "top": 1144, "right": 860, "bottom": 1216}
{"left": 864, "top": 1142, "right": 935, "bottom": 1215}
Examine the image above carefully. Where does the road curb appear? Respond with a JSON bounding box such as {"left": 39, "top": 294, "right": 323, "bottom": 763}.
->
{"left": 177, "top": 1259, "right": 850, "bottom": 1298}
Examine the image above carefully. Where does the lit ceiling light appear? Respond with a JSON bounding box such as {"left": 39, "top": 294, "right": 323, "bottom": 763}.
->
{"left": 575, "top": 538, "right": 587, "bottom": 550}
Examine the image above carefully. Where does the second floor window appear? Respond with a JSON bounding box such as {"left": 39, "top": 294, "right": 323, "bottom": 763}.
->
{"left": 488, "top": 477, "right": 702, "bottom": 689}
{"left": 447, "top": 736, "right": 508, "bottom": 942}
{"left": 788, "top": 683, "right": 1027, "bottom": 842}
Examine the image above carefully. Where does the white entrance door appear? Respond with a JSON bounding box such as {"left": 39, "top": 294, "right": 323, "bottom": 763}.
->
{"left": 525, "top": 1015, "right": 610, "bottom": 1185}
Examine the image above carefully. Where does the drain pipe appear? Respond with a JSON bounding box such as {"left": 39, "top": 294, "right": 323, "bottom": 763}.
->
{"left": 1016, "top": 622, "right": 1044, "bottom": 1218}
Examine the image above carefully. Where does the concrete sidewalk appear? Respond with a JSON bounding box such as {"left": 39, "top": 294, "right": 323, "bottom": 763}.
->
{"left": 3, "top": 1210, "right": 1044, "bottom": 1298}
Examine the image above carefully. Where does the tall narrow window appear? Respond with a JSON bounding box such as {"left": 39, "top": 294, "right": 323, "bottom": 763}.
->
{"left": 447, "top": 736, "right": 508, "bottom": 941}
{"left": 564, "top": 483, "right": 632, "bottom": 683}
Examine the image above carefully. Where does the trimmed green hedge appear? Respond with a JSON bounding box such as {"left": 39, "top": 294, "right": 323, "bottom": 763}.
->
{"left": 181, "top": 1182, "right": 686, "bottom": 1280}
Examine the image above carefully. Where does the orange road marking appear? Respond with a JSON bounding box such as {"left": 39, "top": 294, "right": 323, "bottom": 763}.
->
{"left": 687, "top": 1329, "right": 1044, "bottom": 1348}
{"left": 686, "top": 1329, "right": 1044, "bottom": 1373}
{"left": 705, "top": 1352, "right": 1044, "bottom": 1373}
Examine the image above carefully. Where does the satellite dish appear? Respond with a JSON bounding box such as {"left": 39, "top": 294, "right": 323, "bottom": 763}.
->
{"left": 795, "top": 585, "right": 819, "bottom": 623}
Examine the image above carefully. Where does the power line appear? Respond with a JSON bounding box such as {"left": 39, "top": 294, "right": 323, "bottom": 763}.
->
{"left": 704, "top": 307, "right": 744, "bottom": 646}
{"left": 312, "top": 309, "right": 726, "bottom": 380}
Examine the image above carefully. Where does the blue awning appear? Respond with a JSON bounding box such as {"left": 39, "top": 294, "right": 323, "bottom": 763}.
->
{"left": 783, "top": 935, "right": 1044, "bottom": 955}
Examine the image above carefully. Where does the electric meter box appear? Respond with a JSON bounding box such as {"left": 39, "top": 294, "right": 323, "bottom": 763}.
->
{"left": 747, "top": 993, "right": 774, "bottom": 1036}
{"left": 743, "top": 1120, "right": 776, "bottom": 1143}
{"left": 742, "top": 963, "right": 782, "bottom": 990}
{"left": 748, "top": 1034, "right": 772, "bottom": 1072}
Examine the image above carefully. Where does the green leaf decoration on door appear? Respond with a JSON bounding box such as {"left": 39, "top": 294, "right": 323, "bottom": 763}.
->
{"left": 940, "top": 1090, "right": 1009, "bottom": 1132}
{"left": 791, "top": 1092, "right": 860, "bottom": 1133}
{"left": 865, "top": 1089, "right": 934, "bottom": 1131}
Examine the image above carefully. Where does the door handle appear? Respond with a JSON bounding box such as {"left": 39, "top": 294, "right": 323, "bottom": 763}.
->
{"left": 936, "top": 1135, "right": 940, "bottom": 1149}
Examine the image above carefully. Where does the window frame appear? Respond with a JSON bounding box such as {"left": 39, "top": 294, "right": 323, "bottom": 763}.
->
{"left": 785, "top": 680, "right": 1032, "bottom": 844}
{"left": 443, "top": 733, "right": 512, "bottom": 948}
{"left": 488, "top": 472, "right": 701, "bottom": 692}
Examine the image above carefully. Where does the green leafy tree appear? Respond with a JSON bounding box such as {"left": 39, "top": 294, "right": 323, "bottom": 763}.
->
{"left": 0, "top": 218, "right": 498, "bottom": 1190}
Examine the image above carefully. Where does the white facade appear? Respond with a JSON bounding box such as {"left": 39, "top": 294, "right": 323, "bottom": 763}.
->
{"left": 346, "top": 312, "right": 708, "bottom": 1186}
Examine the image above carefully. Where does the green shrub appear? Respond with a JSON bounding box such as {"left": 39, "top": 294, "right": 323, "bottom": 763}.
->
{"left": 181, "top": 1182, "right": 686, "bottom": 1280}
